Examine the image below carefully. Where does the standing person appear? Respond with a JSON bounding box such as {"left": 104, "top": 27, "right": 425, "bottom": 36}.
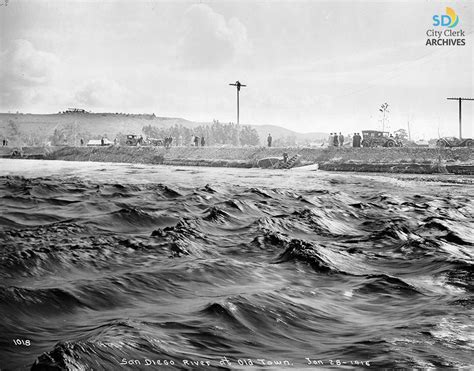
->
{"left": 338, "top": 132, "right": 344, "bottom": 147}
{"left": 395, "top": 133, "right": 401, "bottom": 146}
{"left": 194, "top": 136, "right": 199, "bottom": 147}
{"left": 333, "top": 133, "right": 339, "bottom": 147}
{"left": 101, "top": 137, "right": 105, "bottom": 146}
{"left": 352, "top": 133, "right": 357, "bottom": 147}
{"left": 328, "top": 133, "right": 333, "bottom": 147}
{"left": 267, "top": 133, "right": 272, "bottom": 147}
{"left": 201, "top": 136, "right": 205, "bottom": 147}
{"left": 80, "top": 138, "right": 84, "bottom": 146}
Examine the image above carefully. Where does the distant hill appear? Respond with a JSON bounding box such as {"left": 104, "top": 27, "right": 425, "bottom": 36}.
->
{"left": 0, "top": 112, "right": 327, "bottom": 146}
{"left": 0, "top": 112, "right": 193, "bottom": 137}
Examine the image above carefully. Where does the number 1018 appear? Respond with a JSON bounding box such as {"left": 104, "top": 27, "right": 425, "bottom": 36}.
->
{"left": 13, "top": 339, "right": 30, "bottom": 346}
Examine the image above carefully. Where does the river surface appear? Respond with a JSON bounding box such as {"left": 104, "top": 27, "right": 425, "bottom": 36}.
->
{"left": 0, "top": 159, "right": 472, "bottom": 370}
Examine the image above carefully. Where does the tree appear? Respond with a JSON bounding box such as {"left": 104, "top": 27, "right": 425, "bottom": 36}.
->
{"left": 379, "top": 103, "right": 390, "bottom": 131}
{"left": 393, "top": 128, "right": 408, "bottom": 141}
{"left": 49, "top": 123, "right": 91, "bottom": 146}
{"left": 142, "top": 121, "right": 260, "bottom": 146}
{"left": 240, "top": 125, "right": 260, "bottom": 146}
{"left": 7, "top": 120, "right": 20, "bottom": 139}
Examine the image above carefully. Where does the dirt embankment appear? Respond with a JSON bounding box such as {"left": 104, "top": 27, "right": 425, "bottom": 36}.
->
{"left": 315, "top": 147, "right": 473, "bottom": 175}
{"left": 0, "top": 146, "right": 472, "bottom": 174}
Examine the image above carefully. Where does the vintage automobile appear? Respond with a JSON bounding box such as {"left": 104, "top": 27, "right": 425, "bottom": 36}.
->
{"left": 361, "top": 130, "right": 403, "bottom": 148}
{"left": 125, "top": 134, "right": 144, "bottom": 146}
{"left": 146, "top": 137, "right": 164, "bottom": 146}
{"left": 436, "top": 137, "right": 473, "bottom": 148}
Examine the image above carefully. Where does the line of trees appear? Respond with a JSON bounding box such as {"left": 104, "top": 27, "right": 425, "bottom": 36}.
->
{"left": 4, "top": 120, "right": 51, "bottom": 146}
{"left": 4, "top": 120, "right": 102, "bottom": 146}
{"left": 49, "top": 124, "right": 94, "bottom": 146}
{"left": 142, "top": 120, "right": 260, "bottom": 146}
{"left": 3, "top": 119, "right": 261, "bottom": 147}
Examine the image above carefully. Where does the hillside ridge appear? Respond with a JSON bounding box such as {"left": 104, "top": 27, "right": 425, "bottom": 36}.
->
{"left": 0, "top": 112, "right": 328, "bottom": 145}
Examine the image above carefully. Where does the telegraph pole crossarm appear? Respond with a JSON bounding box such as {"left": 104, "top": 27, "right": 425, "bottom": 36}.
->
{"left": 447, "top": 97, "right": 474, "bottom": 139}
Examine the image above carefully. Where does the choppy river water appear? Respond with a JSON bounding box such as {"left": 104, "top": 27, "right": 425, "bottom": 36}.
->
{"left": 0, "top": 159, "right": 472, "bottom": 370}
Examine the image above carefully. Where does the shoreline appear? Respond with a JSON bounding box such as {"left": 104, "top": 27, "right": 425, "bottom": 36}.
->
{"left": 0, "top": 146, "right": 472, "bottom": 175}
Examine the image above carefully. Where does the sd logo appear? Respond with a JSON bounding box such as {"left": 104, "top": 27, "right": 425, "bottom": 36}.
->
{"left": 433, "top": 7, "right": 459, "bottom": 28}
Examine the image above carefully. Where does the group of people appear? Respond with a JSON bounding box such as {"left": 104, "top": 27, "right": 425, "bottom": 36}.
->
{"left": 192, "top": 135, "right": 205, "bottom": 147}
{"left": 329, "top": 132, "right": 345, "bottom": 147}
{"left": 164, "top": 136, "right": 173, "bottom": 148}
{"left": 2, "top": 138, "right": 9, "bottom": 146}
{"left": 328, "top": 132, "right": 365, "bottom": 148}
{"left": 352, "top": 133, "right": 362, "bottom": 147}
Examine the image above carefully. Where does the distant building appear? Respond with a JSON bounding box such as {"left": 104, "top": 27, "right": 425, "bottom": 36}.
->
{"left": 64, "top": 108, "right": 89, "bottom": 114}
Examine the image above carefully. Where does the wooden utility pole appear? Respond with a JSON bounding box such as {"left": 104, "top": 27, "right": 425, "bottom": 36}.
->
{"left": 229, "top": 81, "right": 246, "bottom": 125}
{"left": 447, "top": 97, "right": 474, "bottom": 139}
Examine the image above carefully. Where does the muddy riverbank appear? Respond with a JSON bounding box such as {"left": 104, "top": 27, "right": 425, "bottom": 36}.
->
{"left": 0, "top": 146, "right": 472, "bottom": 174}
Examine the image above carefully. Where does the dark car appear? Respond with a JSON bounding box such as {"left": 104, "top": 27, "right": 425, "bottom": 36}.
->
{"left": 436, "top": 137, "right": 473, "bottom": 148}
{"left": 361, "top": 130, "right": 402, "bottom": 148}
{"left": 125, "top": 134, "right": 144, "bottom": 146}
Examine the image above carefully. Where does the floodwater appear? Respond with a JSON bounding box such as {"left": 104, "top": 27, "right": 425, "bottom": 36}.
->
{"left": 0, "top": 159, "right": 472, "bottom": 370}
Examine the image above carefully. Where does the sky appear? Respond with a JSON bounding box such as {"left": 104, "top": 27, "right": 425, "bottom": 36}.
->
{"left": 0, "top": 0, "right": 473, "bottom": 139}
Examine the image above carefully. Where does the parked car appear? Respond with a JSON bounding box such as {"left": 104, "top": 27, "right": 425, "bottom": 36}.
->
{"left": 146, "top": 137, "right": 164, "bottom": 146}
{"left": 361, "top": 130, "right": 403, "bottom": 148}
{"left": 436, "top": 137, "right": 473, "bottom": 148}
{"left": 125, "top": 135, "right": 144, "bottom": 146}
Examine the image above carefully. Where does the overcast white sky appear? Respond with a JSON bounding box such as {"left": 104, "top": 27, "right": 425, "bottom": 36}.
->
{"left": 0, "top": 0, "right": 472, "bottom": 139}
